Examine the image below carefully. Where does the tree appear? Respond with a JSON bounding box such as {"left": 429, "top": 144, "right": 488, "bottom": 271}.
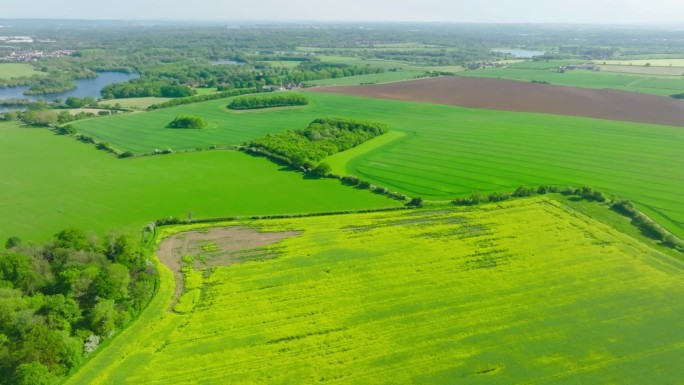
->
{"left": 89, "top": 299, "right": 119, "bottom": 336}
{"left": 407, "top": 197, "right": 424, "bottom": 207}
{"left": 5, "top": 236, "right": 21, "bottom": 249}
{"left": 64, "top": 97, "right": 86, "bottom": 109}
{"left": 311, "top": 162, "right": 331, "bottom": 177}
{"left": 13, "top": 362, "right": 57, "bottom": 385}
{"left": 3, "top": 111, "right": 17, "bottom": 121}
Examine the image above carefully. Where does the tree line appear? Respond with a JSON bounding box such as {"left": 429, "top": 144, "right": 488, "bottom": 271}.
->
{"left": 0, "top": 230, "right": 157, "bottom": 385}
{"left": 228, "top": 94, "right": 308, "bottom": 110}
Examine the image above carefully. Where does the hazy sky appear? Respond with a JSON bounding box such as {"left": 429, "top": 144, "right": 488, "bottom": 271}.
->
{"left": 3, "top": 0, "right": 684, "bottom": 24}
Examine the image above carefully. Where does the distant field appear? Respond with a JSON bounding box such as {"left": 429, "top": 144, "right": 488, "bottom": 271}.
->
{"left": 65, "top": 198, "right": 684, "bottom": 384}
{"left": 194, "top": 87, "right": 218, "bottom": 95}
{"left": 0, "top": 122, "right": 398, "bottom": 241}
{"left": 307, "top": 70, "right": 426, "bottom": 86}
{"left": 99, "top": 97, "right": 171, "bottom": 109}
{"left": 318, "top": 55, "right": 415, "bottom": 69}
{"left": 601, "top": 59, "right": 684, "bottom": 67}
{"left": 599, "top": 64, "right": 684, "bottom": 76}
{"left": 0, "top": 62, "right": 46, "bottom": 79}
{"left": 260, "top": 60, "right": 302, "bottom": 68}
{"left": 461, "top": 66, "right": 684, "bottom": 96}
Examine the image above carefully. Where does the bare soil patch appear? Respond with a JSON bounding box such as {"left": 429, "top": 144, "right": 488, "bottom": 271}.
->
{"left": 157, "top": 227, "right": 301, "bottom": 309}
{"left": 309, "top": 77, "right": 684, "bottom": 127}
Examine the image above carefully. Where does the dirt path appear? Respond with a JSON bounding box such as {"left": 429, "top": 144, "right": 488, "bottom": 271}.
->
{"left": 308, "top": 76, "right": 684, "bottom": 127}
{"left": 156, "top": 227, "right": 301, "bottom": 310}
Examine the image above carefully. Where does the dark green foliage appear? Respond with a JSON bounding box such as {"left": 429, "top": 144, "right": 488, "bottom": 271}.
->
{"left": 0, "top": 230, "right": 156, "bottom": 384}
{"left": 5, "top": 236, "right": 21, "bottom": 249}
{"left": 407, "top": 197, "right": 424, "bottom": 207}
{"left": 228, "top": 94, "right": 309, "bottom": 110}
{"left": 24, "top": 77, "right": 77, "bottom": 95}
{"left": 341, "top": 175, "right": 361, "bottom": 185}
{"left": 611, "top": 200, "right": 683, "bottom": 250}
{"left": 512, "top": 185, "right": 536, "bottom": 197}
{"left": 159, "top": 85, "right": 195, "bottom": 98}
{"left": 56, "top": 125, "right": 77, "bottom": 136}
{"left": 670, "top": 93, "right": 684, "bottom": 99}
{"left": 100, "top": 79, "right": 196, "bottom": 99}
{"left": 21, "top": 110, "right": 58, "bottom": 127}
{"left": 246, "top": 117, "right": 388, "bottom": 170}
{"left": 311, "top": 162, "right": 332, "bottom": 177}
{"left": 168, "top": 115, "right": 208, "bottom": 129}
{"left": 118, "top": 151, "right": 135, "bottom": 158}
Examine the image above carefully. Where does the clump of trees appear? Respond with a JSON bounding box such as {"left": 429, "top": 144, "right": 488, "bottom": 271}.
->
{"left": 245, "top": 117, "right": 388, "bottom": 170}
{"left": 24, "top": 77, "right": 77, "bottom": 95}
{"left": 0, "top": 229, "right": 157, "bottom": 385}
{"left": 168, "top": 115, "right": 208, "bottom": 129}
{"left": 101, "top": 79, "right": 195, "bottom": 99}
{"left": 227, "top": 94, "right": 308, "bottom": 110}
{"left": 670, "top": 93, "right": 684, "bottom": 100}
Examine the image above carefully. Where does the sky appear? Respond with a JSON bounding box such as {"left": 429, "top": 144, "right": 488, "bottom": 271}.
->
{"left": 2, "top": 0, "right": 684, "bottom": 24}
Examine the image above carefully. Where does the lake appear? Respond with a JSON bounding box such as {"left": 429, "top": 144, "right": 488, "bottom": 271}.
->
{"left": 0, "top": 72, "right": 139, "bottom": 103}
{"left": 492, "top": 48, "right": 546, "bottom": 58}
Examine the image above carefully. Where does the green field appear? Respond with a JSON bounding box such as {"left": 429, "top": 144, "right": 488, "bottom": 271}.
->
{"left": 460, "top": 67, "right": 684, "bottom": 96}
{"left": 64, "top": 197, "right": 684, "bottom": 384}
{"left": 318, "top": 55, "right": 415, "bottom": 69}
{"left": 599, "top": 64, "right": 684, "bottom": 76}
{"left": 70, "top": 92, "right": 684, "bottom": 236}
{"left": 99, "top": 97, "right": 171, "bottom": 109}
{"left": 307, "top": 70, "right": 427, "bottom": 86}
{"left": 0, "top": 122, "right": 398, "bottom": 241}
{"left": 0, "top": 62, "right": 47, "bottom": 79}
{"left": 601, "top": 59, "right": 684, "bottom": 67}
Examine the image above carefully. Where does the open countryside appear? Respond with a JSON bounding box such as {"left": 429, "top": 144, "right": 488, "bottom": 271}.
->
{"left": 68, "top": 91, "right": 684, "bottom": 237}
{"left": 0, "top": 121, "right": 398, "bottom": 242}
{"left": 1, "top": 17, "right": 684, "bottom": 385}
{"left": 64, "top": 198, "right": 684, "bottom": 384}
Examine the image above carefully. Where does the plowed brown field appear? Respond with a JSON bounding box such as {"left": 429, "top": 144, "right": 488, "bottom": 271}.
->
{"left": 309, "top": 77, "right": 684, "bottom": 127}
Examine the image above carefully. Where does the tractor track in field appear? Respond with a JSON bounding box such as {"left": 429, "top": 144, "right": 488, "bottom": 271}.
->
{"left": 309, "top": 76, "right": 684, "bottom": 127}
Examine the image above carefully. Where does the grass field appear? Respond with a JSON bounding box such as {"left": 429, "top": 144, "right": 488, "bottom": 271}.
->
{"left": 461, "top": 67, "right": 684, "bottom": 96}
{"left": 0, "top": 122, "right": 399, "bottom": 241}
{"left": 600, "top": 59, "right": 684, "bottom": 67}
{"left": 64, "top": 197, "right": 684, "bottom": 384}
{"left": 318, "top": 55, "right": 415, "bottom": 69}
{"left": 599, "top": 64, "right": 684, "bottom": 76}
{"left": 307, "top": 70, "right": 426, "bottom": 86}
{"left": 0, "top": 62, "right": 46, "bottom": 79}
{"left": 99, "top": 97, "right": 171, "bottom": 109}
{"left": 69, "top": 92, "right": 684, "bottom": 236}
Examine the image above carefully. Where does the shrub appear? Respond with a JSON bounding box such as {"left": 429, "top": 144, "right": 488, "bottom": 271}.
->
{"left": 311, "top": 162, "right": 332, "bottom": 177}
{"left": 407, "top": 197, "right": 424, "bottom": 207}
{"left": 56, "top": 125, "right": 77, "bottom": 135}
{"left": 119, "top": 151, "right": 134, "bottom": 158}
{"left": 341, "top": 175, "right": 360, "bottom": 185}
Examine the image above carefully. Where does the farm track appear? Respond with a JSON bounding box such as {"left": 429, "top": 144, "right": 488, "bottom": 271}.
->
{"left": 310, "top": 76, "right": 684, "bottom": 127}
